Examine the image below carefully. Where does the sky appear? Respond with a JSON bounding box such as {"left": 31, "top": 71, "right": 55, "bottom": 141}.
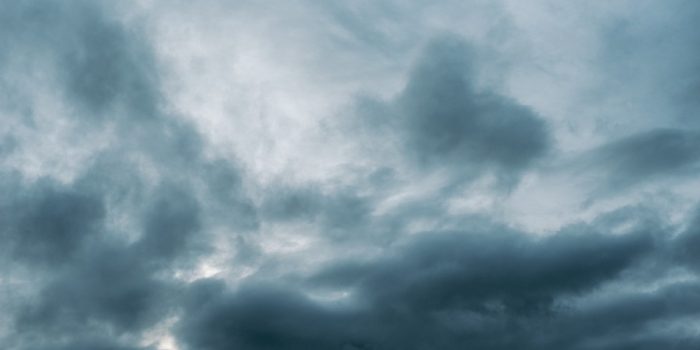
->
{"left": 1, "top": 0, "right": 700, "bottom": 349}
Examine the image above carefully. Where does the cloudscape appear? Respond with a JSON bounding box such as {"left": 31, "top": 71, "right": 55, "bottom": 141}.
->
{"left": 1, "top": 1, "right": 700, "bottom": 349}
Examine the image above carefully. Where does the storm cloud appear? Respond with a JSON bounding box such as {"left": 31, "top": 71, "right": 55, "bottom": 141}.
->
{"left": 2, "top": 1, "right": 700, "bottom": 349}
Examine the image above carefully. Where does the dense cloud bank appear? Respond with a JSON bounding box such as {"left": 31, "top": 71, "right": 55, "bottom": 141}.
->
{"left": 1, "top": 1, "right": 700, "bottom": 349}
{"left": 178, "top": 216, "right": 700, "bottom": 350}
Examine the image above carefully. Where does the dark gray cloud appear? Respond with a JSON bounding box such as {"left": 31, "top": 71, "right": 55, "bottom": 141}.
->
{"left": 3, "top": 169, "right": 198, "bottom": 348}
{"left": 177, "top": 213, "right": 700, "bottom": 350}
{"left": 2, "top": 179, "right": 105, "bottom": 266}
{"left": 355, "top": 35, "right": 550, "bottom": 185}
{"left": 314, "top": 224, "right": 653, "bottom": 310}
{"left": 575, "top": 128, "right": 700, "bottom": 192}
{"left": 15, "top": 245, "right": 171, "bottom": 335}
{"left": 599, "top": 129, "right": 700, "bottom": 178}
{"left": 136, "top": 183, "right": 202, "bottom": 263}
{"left": 179, "top": 280, "right": 357, "bottom": 350}
{"left": 181, "top": 281, "right": 700, "bottom": 350}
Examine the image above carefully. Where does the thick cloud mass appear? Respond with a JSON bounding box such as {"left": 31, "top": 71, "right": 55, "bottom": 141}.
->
{"left": 179, "top": 222, "right": 663, "bottom": 350}
{"left": 355, "top": 36, "right": 549, "bottom": 186}
{"left": 3, "top": 180, "right": 105, "bottom": 265}
{"left": 2, "top": 1, "right": 700, "bottom": 349}
{"left": 398, "top": 37, "right": 549, "bottom": 171}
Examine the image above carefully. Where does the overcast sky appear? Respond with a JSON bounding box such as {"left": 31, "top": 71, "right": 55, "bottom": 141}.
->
{"left": 1, "top": 1, "right": 700, "bottom": 349}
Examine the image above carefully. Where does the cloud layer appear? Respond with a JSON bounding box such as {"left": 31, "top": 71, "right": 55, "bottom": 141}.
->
{"left": 1, "top": 1, "right": 700, "bottom": 349}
